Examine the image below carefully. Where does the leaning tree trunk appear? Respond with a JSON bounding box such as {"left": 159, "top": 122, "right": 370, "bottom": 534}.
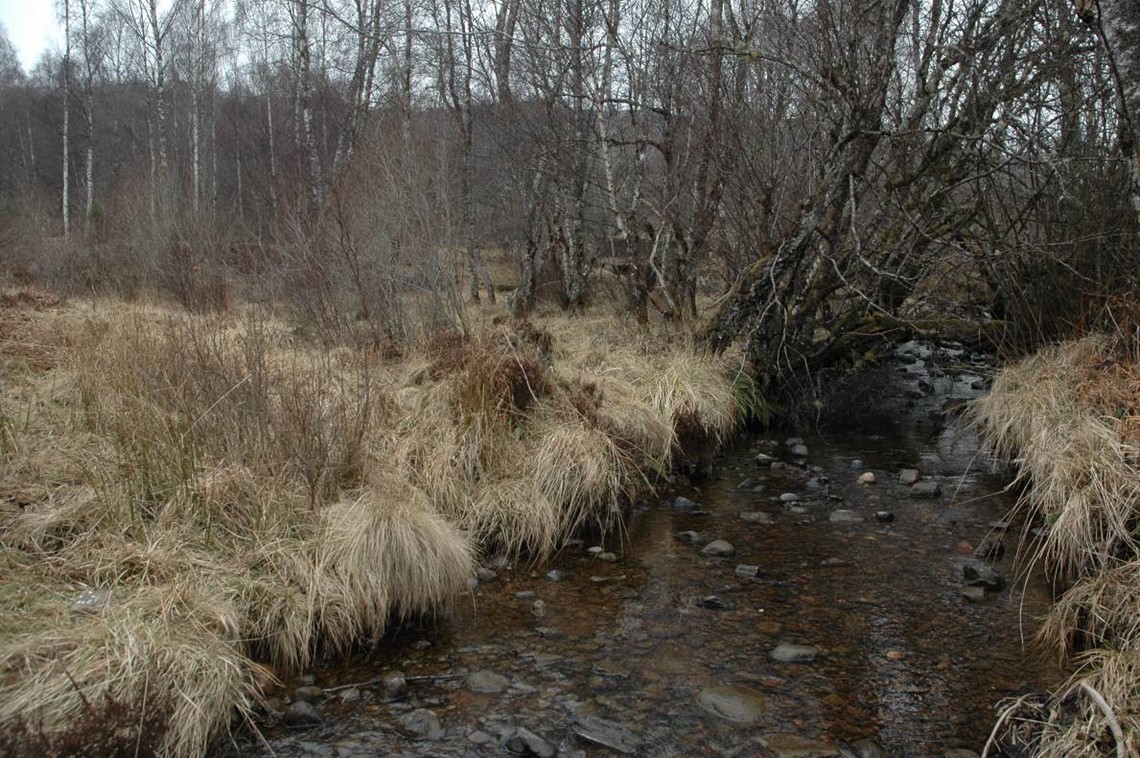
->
{"left": 700, "top": 0, "right": 910, "bottom": 388}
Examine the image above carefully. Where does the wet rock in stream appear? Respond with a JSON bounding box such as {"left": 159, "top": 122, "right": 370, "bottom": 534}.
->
{"left": 293, "top": 686, "right": 324, "bottom": 703}
{"left": 909, "top": 481, "right": 942, "bottom": 498}
{"left": 697, "top": 595, "right": 736, "bottom": 611}
{"left": 962, "top": 559, "right": 1004, "bottom": 590}
{"left": 696, "top": 685, "right": 769, "bottom": 724}
{"left": 701, "top": 539, "right": 736, "bottom": 556}
{"left": 740, "top": 511, "right": 775, "bottom": 524}
{"left": 771, "top": 643, "right": 821, "bottom": 662}
{"left": 973, "top": 538, "right": 1005, "bottom": 559}
{"left": 398, "top": 708, "right": 442, "bottom": 740}
{"left": 673, "top": 496, "right": 701, "bottom": 510}
{"left": 572, "top": 714, "right": 639, "bottom": 754}
{"left": 381, "top": 671, "right": 407, "bottom": 696}
{"left": 468, "top": 670, "right": 510, "bottom": 693}
{"left": 502, "top": 726, "right": 556, "bottom": 757}
{"left": 283, "top": 700, "right": 322, "bottom": 728}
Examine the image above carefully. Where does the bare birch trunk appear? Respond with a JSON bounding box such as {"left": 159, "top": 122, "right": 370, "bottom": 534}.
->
{"left": 62, "top": 0, "right": 71, "bottom": 242}
{"left": 294, "top": 0, "right": 323, "bottom": 215}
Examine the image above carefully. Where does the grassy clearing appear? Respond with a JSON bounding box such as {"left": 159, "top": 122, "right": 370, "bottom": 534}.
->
{"left": 0, "top": 289, "right": 739, "bottom": 755}
{"left": 970, "top": 334, "right": 1140, "bottom": 756}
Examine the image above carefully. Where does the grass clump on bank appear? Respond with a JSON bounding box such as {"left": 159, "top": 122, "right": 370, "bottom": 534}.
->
{"left": 970, "top": 333, "right": 1140, "bottom": 756}
{"left": 0, "top": 290, "right": 739, "bottom": 755}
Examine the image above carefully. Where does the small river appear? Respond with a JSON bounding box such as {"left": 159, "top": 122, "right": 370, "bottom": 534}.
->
{"left": 234, "top": 346, "right": 1059, "bottom": 757}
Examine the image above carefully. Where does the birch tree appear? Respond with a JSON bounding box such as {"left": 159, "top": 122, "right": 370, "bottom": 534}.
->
{"left": 61, "top": 0, "right": 73, "bottom": 241}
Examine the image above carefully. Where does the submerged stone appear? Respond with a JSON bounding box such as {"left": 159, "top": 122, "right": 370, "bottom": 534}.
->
{"left": 399, "top": 708, "right": 442, "bottom": 740}
{"left": 962, "top": 559, "right": 1004, "bottom": 590}
{"left": 468, "top": 670, "right": 510, "bottom": 693}
{"left": 503, "top": 726, "right": 556, "bottom": 757}
{"left": 293, "top": 685, "right": 323, "bottom": 702}
{"left": 843, "top": 738, "right": 886, "bottom": 757}
{"left": 740, "top": 511, "right": 775, "bottom": 524}
{"left": 770, "top": 643, "right": 820, "bottom": 662}
{"left": 973, "top": 538, "right": 1005, "bottom": 559}
{"left": 899, "top": 468, "right": 920, "bottom": 485}
{"left": 961, "top": 586, "right": 986, "bottom": 602}
{"left": 909, "top": 481, "right": 942, "bottom": 498}
{"left": 284, "top": 700, "right": 322, "bottom": 728}
{"left": 697, "top": 595, "right": 736, "bottom": 611}
{"left": 573, "top": 715, "right": 639, "bottom": 754}
{"left": 701, "top": 539, "right": 736, "bottom": 557}
{"left": 697, "top": 685, "right": 769, "bottom": 724}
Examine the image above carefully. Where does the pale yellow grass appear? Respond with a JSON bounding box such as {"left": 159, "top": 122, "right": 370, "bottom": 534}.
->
{"left": 972, "top": 335, "right": 1140, "bottom": 756}
{"left": 1, "top": 293, "right": 740, "bottom": 754}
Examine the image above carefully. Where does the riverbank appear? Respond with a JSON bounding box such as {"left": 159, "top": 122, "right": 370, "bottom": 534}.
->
{"left": 970, "top": 333, "right": 1140, "bottom": 755}
{"left": 0, "top": 289, "right": 739, "bottom": 755}
{"left": 236, "top": 339, "right": 1060, "bottom": 756}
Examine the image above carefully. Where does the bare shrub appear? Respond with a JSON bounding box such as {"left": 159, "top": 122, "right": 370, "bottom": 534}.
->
{"left": 161, "top": 234, "right": 231, "bottom": 313}
{"left": 78, "top": 309, "right": 382, "bottom": 513}
{"left": 278, "top": 131, "right": 466, "bottom": 347}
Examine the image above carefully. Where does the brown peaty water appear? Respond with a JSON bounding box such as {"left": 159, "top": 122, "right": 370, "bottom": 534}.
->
{"left": 231, "top": 359, "right": 1060, "bottom": 757}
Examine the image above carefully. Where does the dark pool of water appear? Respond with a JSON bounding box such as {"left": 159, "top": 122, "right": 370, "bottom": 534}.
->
{"left": 233, "top": 361, "right": 1060, "bottom": 757}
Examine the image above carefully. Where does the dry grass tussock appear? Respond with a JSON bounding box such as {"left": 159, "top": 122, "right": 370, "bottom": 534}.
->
{"left": 0, "top": 289, "right": 739, "bottom": 754}
{"left": 970, "top": 334, "right": 1140, "bottom": 756}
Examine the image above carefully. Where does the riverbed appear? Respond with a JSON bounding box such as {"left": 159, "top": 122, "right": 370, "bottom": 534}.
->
{"left": 231, "top": 347, "right": 1059, "bottom": 757}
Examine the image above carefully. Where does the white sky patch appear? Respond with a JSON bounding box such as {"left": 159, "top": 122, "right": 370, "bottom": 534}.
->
{"left": 0, "top": 0, "right": 60, "bottom": 71}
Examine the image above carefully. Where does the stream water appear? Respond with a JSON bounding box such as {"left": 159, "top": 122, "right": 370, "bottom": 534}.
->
{"left": 232, "top": 346, "right": 1060, "bottom": 757}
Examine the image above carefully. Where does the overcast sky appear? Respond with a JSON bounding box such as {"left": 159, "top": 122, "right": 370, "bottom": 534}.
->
{"left": 1, "top": 1, "right": 60, "bottom": 71}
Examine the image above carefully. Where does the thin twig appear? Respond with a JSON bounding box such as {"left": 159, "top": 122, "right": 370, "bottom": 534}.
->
{"left": 1079, "top": 680, "right": 1127, "bottom": 758}
{"left": 324, "top": 673, "right": 468, "bottom": 692}
{"left": 982, "top": 696, "right": 1024, "bottom": 757}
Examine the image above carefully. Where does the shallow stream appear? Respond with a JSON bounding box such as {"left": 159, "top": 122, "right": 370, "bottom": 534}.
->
{"left": 236, "top": 348, "right": 1060, "bottom": 757}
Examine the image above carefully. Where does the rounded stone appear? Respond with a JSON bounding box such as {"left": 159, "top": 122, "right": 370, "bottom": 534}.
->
{"left": 701, "top": 539, "right": 736, "bottom": 557}
{"left": 468, "top": 670, "right": 510, "bottom": 693}
{"left": 399, "top": 708, "right": 442, "bottom": 739}
{"left": 770, "top": 642, "right": 820, "bottom": 662}
{"left": 284, "top": 700, "right": 322, "bottom": 727}
{"left": 697, "top": 685, "right": 769, "bottom": 724}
